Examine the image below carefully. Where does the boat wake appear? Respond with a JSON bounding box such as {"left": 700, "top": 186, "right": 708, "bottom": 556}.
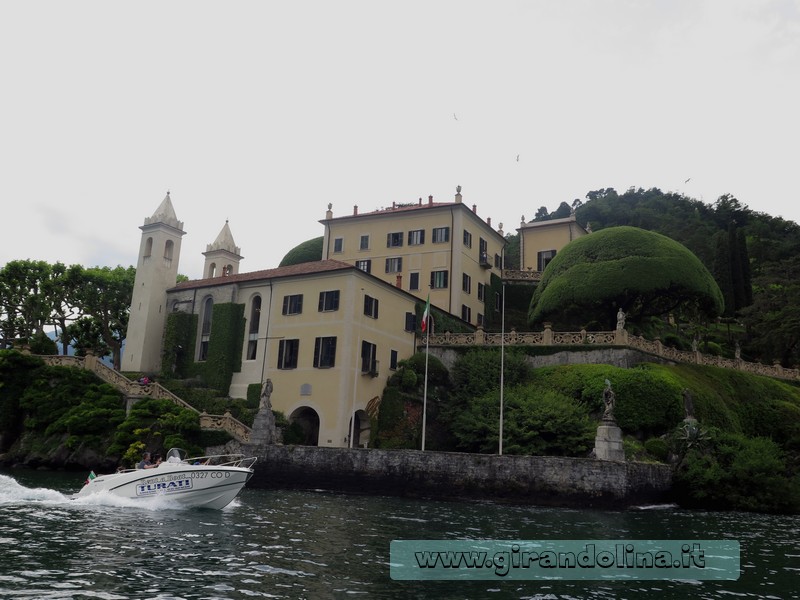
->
{"left": 0, "top": 473, "right": 187, "bottom": 511}
{"left": 0, "top": 474, "right": 69, "bottom": 505}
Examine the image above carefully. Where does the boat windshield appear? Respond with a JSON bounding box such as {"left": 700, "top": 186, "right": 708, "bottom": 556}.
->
{"left": 165, "top": 448, "right": 185, "bottom": 463}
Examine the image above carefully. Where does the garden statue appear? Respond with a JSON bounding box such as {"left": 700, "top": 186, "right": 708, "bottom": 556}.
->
{"left": 616, "top": 308, "right": 626, "bottom": 330}
{"left": 259, "top": 378, "right": 274, "bottom": 411}
{"left": 602, "top": 379, "right": 616, "bottom": 422}
{"left": 683, "top": 388, "right": 696, "bottom": 421}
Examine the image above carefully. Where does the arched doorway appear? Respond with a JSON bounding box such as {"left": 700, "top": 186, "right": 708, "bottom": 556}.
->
{"left": 288, "top": 406, "right": 320, "bottom": 446}
{"left": 348, "top": 409, "right": 371, "bottom": 448}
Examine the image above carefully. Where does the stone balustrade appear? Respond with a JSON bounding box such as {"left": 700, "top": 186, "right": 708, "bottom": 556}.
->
{"left": 427, "top": 324, "right": 800, "bottom": 382}
{"left": 36, "top": 354, "right": 252, "bottom": 443}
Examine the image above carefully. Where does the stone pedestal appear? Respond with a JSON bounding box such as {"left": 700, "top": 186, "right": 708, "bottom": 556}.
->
{"left": 249, "top": 408, "right": 280, "bottom": 447}
{"left": 594, "top": 422, "right": 625, "bottom": 462}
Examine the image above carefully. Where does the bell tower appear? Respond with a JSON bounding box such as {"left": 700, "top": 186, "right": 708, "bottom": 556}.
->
{"left": 202, "top": 220, "right": 243, "bottom": 278}
{"left": 124, "top": 191, "right": 186, "bottom": 372}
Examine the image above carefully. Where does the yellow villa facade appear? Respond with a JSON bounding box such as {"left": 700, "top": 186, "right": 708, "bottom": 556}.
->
{"left": 165, "top": 261, "right": 420, "bottom": 448}
{"left": 125, "top": 191, "right": 588, "bottom": 448}
{"left": 518, "top": 213, "right": 588, "bottom": 272}
{"left": 320, "top": 187, "right": 507, "bottom": 329}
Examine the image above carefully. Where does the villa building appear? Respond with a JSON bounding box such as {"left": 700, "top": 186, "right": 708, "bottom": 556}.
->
{"left": 320, "top": 187, "right": 507, "bottom": 328}
{"left": 125, "top": 189, "right": 585, "bottom": 447}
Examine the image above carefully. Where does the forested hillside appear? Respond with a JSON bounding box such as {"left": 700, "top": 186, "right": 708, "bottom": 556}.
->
{"left": 529, "top": 188, "right": 800, "bottom": 368}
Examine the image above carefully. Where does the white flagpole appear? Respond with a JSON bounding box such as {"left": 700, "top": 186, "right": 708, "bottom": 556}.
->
{"left": 422, "top": 320, "right": 430, "bottom": 451}
{"left": 499, "top": 249, "right": 505, "bottom": 456}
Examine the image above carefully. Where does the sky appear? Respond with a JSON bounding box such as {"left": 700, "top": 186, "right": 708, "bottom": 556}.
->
{"left": 2, "top": 0, "right": 799, "bottom": 279}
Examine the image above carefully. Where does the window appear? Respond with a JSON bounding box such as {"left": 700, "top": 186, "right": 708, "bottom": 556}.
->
{"left": 390, "top": 349, "right": 399, "bottom": 370}
{"left": 364, "top": 295, "right": 379, "bottom": 318}
{"left": 494, "top": 253, "right": 502, "bottom": 269}
{"left": 387, "top": 232, "right": 403, "bottom": 248}
{"left": 431, "top": 270, "right": 449, "bottom": 289}
{"left": 463, "top": 230, "right": 472, "bottom": 247}
{"left": 277, "top": 339, "right": 299, "bottom": 369}
{"left": 477, "top": 282, "right": 485, "bottom": 302}
{"left": 479, "top": 238, "right": 489, "bottom": 265}
{"left": 538, "top": 249, "right": 557, "bottom": 271}
{"left": 360, "top": 235, "right": 370, "bottom": 250}
{"left": 408, "top": 229, "right": 425, "bottom": 245}
{"left": 409, "top": 272, "right": 420, "bottom": 291}
{"left": 495, "top": 292, "right": 502, "bottom": 312}
{"left": 333, "top": 238, "right": 343, "bottom": 253}
{"left": 282, "top": 294, "right": 303, "bottom": 315}
{"left": 361, "top": 340, "right": 378, "bottom": 375}
{"left": 462, "top": 273, "right": 472, "bottom": 294}
{"left": 477, "top": 313, "right": 484, "bottom": 327}
{"left": 355, "top": 259, "right": 371, "bottom": 274}
{"left": 432, "top": 227, "right": 450, "bottom": 243}
{"left": 404, "top": 312, "right": 416, "bottom": 331}
{"left": 247, "top": 296, "right": 262, "bottom": 360}
{"left": 385, "top": 257, "right": 402, "bottom": 273}
{"left": 318, "top": 290, "right": 340, "bottom": 312}
{"left": 461, "top": 304, "right": 472, "bottom": 322}
{"left": 313, "top": 336, "right": 337, "bottom": 368}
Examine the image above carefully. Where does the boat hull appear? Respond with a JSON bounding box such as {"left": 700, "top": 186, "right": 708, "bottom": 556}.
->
{"left": 75, "top": 463, "right": 254, "bottom": 510}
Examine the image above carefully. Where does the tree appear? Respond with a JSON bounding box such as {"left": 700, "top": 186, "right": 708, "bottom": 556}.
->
{"left": 279, "top": 237, "right": 324, "bottom": 267}
{"left": 65, "top": 266, "right": 135, "bottom": 369}
{"left": 44, "top": 263, "right": 84, "bottom": 354}
{"left": 529, "top": 226, "right": 725, "bottom": 328}
{"left": 0, "top": 260, "right": 53, "bottom": 343}
{"left": 739, "top": 256, "right": 800, "bottom": 367}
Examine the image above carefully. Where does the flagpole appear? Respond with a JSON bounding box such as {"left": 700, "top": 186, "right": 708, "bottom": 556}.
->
{"left": 422, "top": 329, "right": 429, "bottom": 451}
{"left": 421, "top": 293, "right": 431, "bottom": 451}
{"left": 499, "top": 249, "right": 505, "bottom": 456}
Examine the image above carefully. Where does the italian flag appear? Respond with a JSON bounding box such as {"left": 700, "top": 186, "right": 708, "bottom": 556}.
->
{"left": 84, "top": 471, "right": 96, "bottom": 486}
{"left": 421, "top": 294, "right": 433, "bottom": 334}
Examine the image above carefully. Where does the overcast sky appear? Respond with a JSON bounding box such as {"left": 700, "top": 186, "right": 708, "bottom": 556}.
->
{"left": 2, "top": 0, "right": 798, "bottom": 279}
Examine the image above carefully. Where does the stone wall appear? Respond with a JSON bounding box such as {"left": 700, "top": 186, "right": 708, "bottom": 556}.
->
{"left": 431, "top": 346, "right": 673, "bottom": 371}
{"left": 245, "top": 445, "right": 672, "bottom": 509}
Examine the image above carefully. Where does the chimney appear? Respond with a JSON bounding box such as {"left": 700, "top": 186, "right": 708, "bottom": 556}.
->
{"left": 418, "top": 197, "right": 423, "bottom": 205}
{"left": 353, "top": 205, "right": 358, "bottom": 216}
{"left": 392, "top": 201, "right": 396, "bottom": 209}
{"left": 428, "top": 195, "right": 433, "bottom": 205}
{"left": 487, "top": 217, "right": 492, "bottom": 228}
{"left": 395, "top": 275, "right": 402, "bottom": 288}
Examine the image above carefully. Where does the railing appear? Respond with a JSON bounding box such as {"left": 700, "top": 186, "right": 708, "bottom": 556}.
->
{"left": 37, "top": 354, "right": 251, "bottom": 442}
{"left": 426, "top": 324, "right": 800, "bottom": 383}
{"left": 502, "top": 269, "right": 543, "bottom": 282}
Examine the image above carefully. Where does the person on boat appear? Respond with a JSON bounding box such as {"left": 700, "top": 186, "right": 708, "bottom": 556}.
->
{"left": 136, "top": 452, "right": 160, "bottom": 469}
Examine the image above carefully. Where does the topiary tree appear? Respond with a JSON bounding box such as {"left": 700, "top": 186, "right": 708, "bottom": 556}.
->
{"left": 529, "top": 226, "right": 724, "bottom": 329}
{"left": 279, "top": 237, "right": 324, "bottom": 267}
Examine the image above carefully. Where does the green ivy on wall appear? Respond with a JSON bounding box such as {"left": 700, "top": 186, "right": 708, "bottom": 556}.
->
{"left": 161, "top": 312, "right": 198, "bottom": 379}
{"left": 202, "top": 303, "right": 245, "bottom": 393}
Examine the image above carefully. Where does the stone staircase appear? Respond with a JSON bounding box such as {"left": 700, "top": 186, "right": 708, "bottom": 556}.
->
{"left": 37, "top": 354, "right": 252, "bottom": 443}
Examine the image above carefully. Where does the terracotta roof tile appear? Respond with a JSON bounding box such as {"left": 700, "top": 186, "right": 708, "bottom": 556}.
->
{"left": 171, "top": 259, "right": 354, "bottom": 291}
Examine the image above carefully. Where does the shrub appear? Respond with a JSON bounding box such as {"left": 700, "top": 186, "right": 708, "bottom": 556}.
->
{"left": 644, "top": 437, "right": 669, "bottom": 462}
{"left": 673, "top": 430, "right": 800, "bottom": 513}
{"left": 451, "top": 386, "right": 595, "bottom": 456}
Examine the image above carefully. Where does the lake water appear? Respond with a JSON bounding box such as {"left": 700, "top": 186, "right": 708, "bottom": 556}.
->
{"left": 1, "top": 468, "right": 798, "bottom": 599}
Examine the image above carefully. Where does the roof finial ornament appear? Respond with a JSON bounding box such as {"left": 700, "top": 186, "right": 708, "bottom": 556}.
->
{"left": 456, "top": 185, "right": 461, "bottom": 194}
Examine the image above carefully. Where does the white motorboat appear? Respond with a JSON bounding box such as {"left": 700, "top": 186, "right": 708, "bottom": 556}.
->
{"left": 74, "top": 448, "right": 257, "bottom": 509}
